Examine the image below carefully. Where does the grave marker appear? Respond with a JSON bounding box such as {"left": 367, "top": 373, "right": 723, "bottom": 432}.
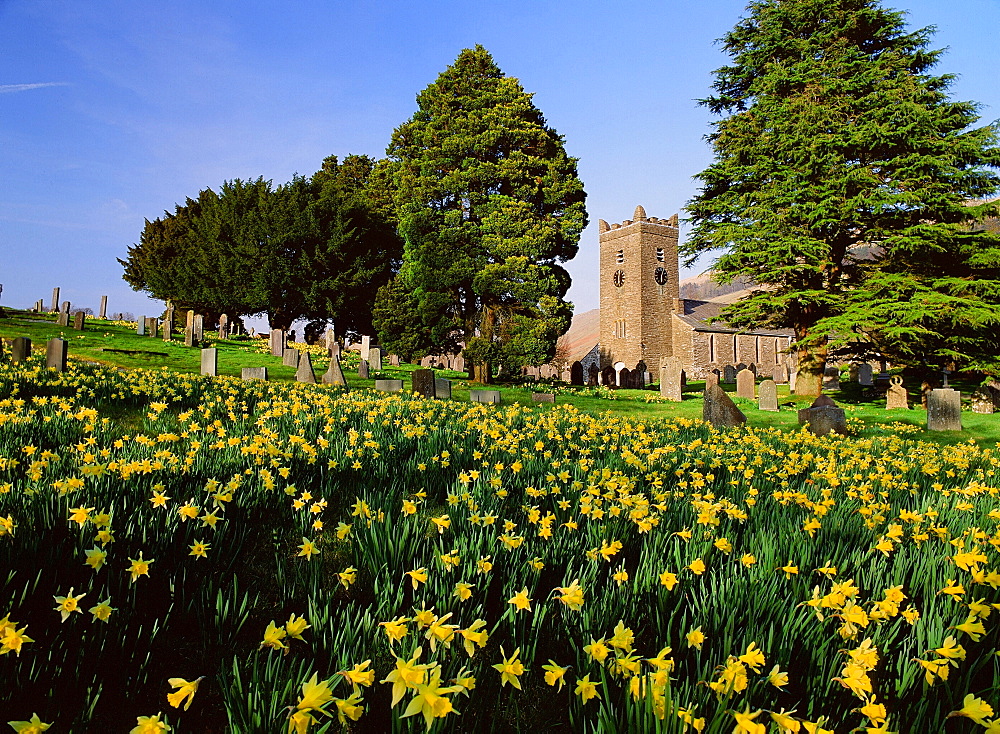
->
{"left": 322, "top": 354, "right": 347, "bottom": 387}
{"left": 532, "top": 392, "right": 555, "bottom": 403}
{"left": 193, "top": 314, "right": 203, "bottom": 343}
{"left": 73, "top": 312, "right": 85, "bottom": 331}
{"left": 723, "top": 365, "right": 737, "bottom": 383}
{"left": 927, "top": 388, "right": 962, "bottom": 431}
{"left": 295, "top": 353, "right": 316, "bottom": 384}
{"left": 435, "top": 378, "right": 452, "bottom": 399}
{"left": 137, "top": 316, "right": 146, "bottom": 336}
{"left": 99, "top": 296, "right": 107, "bottom": 319}
{"left": 660, "top": 357, "right": 683, "bottom": 402}
{"left": 217, "top": 314, "right": 229, "bottom": 340}
{"left": 369, "top": 348, "right": 383, "bottom": 372}
{"left": 241, "top": 367, "right": 267, "bottom": 381}
{"left": 201, "top": 348, "right": 217, "bottom": 376}
{"left": 570, "top": 361, "right": 584, "bottom": 386}
{"left": 858, "top": 364, "right": 874, "bottom": 386}
{"left": 798, "top": 395, "right": 847, "bottom": 436}
{"left": 758, "top": 379, "right": 778, "bottom": 411}
{"left": 470, "top": 390, "right": 501, "bottom": 404}
{"left": 885, "top": 376, "right": 909, "bottom": 409}
{"left": 163, "top": 309, "right": 174, "bottom": 341}
{"left": 703, "top": 384, "right": 747, "bottom": 428}
{"left": 283, "top": 348, "right": 300, "bottom": 367}
{"left": 50, "top": 287, "right": 60, "bottom": 312}
{"left": 971, "top": 391, "right": 995, "bottom": 414}
{"left": 46, "top": 338, "right": 67, "bottom": 372}
{"left": 736, "top": 369, "right": 755, "bottom": 399}
{"left": 12, "top": 337, "right": 32, "bottom": 363}
{"left": 375, "top": 379, "right": 403, "bottom": 392}
{"left": 412, "top": 369, "right": 436, "bottom": 397}
{"left": 822, "top": 365, "right": 841, "bottom": 391}
{"left": 358, "top": 359, "right": 369, "bottom": 379}
{"left": 270, "top": 329, "right": 284, "bottom": 357}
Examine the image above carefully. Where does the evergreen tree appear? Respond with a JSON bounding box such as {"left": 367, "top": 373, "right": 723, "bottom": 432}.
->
{"left": 686, "top": 0, "right": 1000, "bottom": 395}
{"left": 387, "top": 45, "right": 587, "bottom": 383}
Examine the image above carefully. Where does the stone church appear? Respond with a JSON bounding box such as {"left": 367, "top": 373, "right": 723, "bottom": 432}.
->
{"left": 551, "top": 205, "right": 794, "bottom": 383}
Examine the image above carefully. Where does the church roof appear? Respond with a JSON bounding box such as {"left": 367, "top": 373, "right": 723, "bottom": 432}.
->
{"left": 677, "top": 299, "right": 794, "bottom": 337}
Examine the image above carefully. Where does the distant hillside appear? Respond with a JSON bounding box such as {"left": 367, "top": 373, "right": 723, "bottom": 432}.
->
{"left": 679, "top": 273, "right": 754, "bottom": 301}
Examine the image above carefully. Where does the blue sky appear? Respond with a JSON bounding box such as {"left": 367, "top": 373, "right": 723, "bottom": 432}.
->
{"left": 2, "top": 0, "right": 999, "bottom": 325}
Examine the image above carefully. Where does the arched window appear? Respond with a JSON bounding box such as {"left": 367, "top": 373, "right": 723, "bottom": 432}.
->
{"left": 656, "top": 248, "right": 665, "bottom": 262}
{"left": 616, "top": 249, "right": 624, "bottom": 264}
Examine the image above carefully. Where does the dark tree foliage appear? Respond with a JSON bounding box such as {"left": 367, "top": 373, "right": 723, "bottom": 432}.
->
{"left": 685, "top": 0, "right": 1000, "bottom": 394}
{"left": 120, "top": 156, "right": 402, "bottom": 335}
{"left": 385, "top": 45, "right": 587, "bottom": 383}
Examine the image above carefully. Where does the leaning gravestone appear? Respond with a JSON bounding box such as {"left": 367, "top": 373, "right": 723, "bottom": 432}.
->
{"left": 201, "top": 348, "right": 217, "bottom": 377}
{"left": 736, "top": 369, "right": 755, "bottom": 399}
{"left": 723, "top": 365, "right": 737, "bottom": 384}
{"left": 660, "top": 357, "right": 683, "bottom": 402}
{"left": 99, "top": 295, "right": 107, "bottom": 319}
{"left": 470, "top": 390, "right": 501, "bottom": 404}
{"left": 704, "top": 371, "right": 719, "bottom": 390}
{"left": 358, "top": 359, "right": 369, "bottom": 379}
{"left": 73, "top": 312, "right": 85, "bottom": 331}
{"left": 282, "top": 348, "right": 300, "bottom": 367}
{"left": 858, "top": 364, "right": 874, "bottom": 386}
{"left": 822, "top": 366, "right": 841, "bottom": 391}
{"left": 885, "top": 376, "right": 909, "bottom": 409}
{"left": 971, "top": 390, "right": 995, "bottom": 414}
{"left": 11, "top": 337, "right": 31, "bottom": 363}
{"left": 435, "top": 378, "right": 452, "bottom": 399}
{"left": 758, "top": 379, "right": 778, "bottom": 412}
{"left": 927, "top": 388, "right": 962, "bottom": 431}
{"left": 703, "top": 384, "right": 747, "bottom": 428}
{"left": 375, "top": 379, "right": 403, "bottom": 392}
{"left": 46, "top": 338, "right": 68, "bottom": 372}
{"left": 798, "top": 395, "right": 847, "bottom": 436}
{"left": 50, "top": 287, "right": 60, "bottom": 312}
{"left": 412, "top": 369, "right": 436, "bottom": 398}
{"left": 532, "top": 392, "right": 555, "bottom": 403}
{"left": 241, "top": 367, "right": 267, "bottom": 381}
{"left": 296, "top": 353, "right": 316, "bottom": 384}
{"left": 322, "top": 354, "right": 347, "bottom": 387}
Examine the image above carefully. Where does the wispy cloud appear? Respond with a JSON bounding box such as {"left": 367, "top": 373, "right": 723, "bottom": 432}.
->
{"left": 0, "top": 82, "right": 69, "bottom": 94}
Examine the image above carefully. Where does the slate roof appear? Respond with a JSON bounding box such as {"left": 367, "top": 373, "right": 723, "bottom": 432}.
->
{"left": 678, "top": 298, "right": 794, "bottom": 338}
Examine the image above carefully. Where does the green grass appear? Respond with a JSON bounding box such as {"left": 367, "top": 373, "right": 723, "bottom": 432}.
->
{"left": 2, "top": 308, "right": 997, "bottom": 447}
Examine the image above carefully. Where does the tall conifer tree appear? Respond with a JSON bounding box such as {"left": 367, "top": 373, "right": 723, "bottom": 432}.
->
{"left": 686, "top": 0, "right": 1000, "bottom": 395}
{"left": 386, "top": 46, "right": 587, "bottom": 383}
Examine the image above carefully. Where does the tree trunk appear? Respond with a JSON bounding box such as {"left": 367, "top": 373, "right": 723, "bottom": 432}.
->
{"left": 472, "top": 362, "right": 492, "bottom": 385}
{"left": 794, "top": 336, "right": 826, "bottom": 398}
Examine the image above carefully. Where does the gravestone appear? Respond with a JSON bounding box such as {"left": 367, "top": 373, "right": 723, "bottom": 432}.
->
{"left": 758, "top": 379, "right": 778, "bottom": 411}
{"left": 788, "top": 369, "right": 798, "bottom": 393}
{"left": 270, "top": 329, "right": 284, "bottom": 357}
{"left": 12, "top": 337, "right": 31, "bottom": 363}
{"left": 186, "top": 309, "right": 195, "bottom": 335}
{"left": 201, "top": 348, "right": 217, "bottom": 377}
{"left": 412, "top": 369, "right": 436, "bottom": 398}
{"left": 927, "top": 389, "right": 962, "bottom": 431}
{"left": 146, "top": 317, "right": 158, "bottom": 338}
{"left": 601, "top": 366, "right": 615, "bottom": 386}
{"left": 73, "top": 312, "right": 85, "bottom": 331}
{"left": 772, "top": 364, "right": 788, "bottom": 384}
{"left": 137, "top": 316, "right": 146, "bottom": 336}
{"left": 971, "top": 390, "right": 995, "bottom": 414}
{"left": 57, "top": 302, "right": 70, "bottom": 327}
{"left": 241, "top": 367, "right": 267, "bottom": 381}
{"left": 50, "top": 287, "right": 60, "bottom": 312}
{"left": 375, "top": 379, "right": 403, "bottom": 392}
{"left": 184, "top": 326, "right": 194, "bottom": 348}
{"left": 389, "top": 354, "right": 400, "bottom": 367}
{"left": 660, "top": 357, "right": 683, "bottom": 402}
{"left": 322, "top": 354, "right": 347, "bottom": 387}
{"left": 46, "top": 338, "right": 68, "bottom": 372}
{"left": 99, "top": 296, "right": 107, "bottom": 319}
{"left": 453, "top": 355, "right": 465, "bottom": 373}
{"left": 635, "top": 361, "right": 648, "bottom": 387}
{"left": 217, "top": 314, "right": 229, "bottom": 339}
{"left": 618, "top": 367, "right": 632, "bottom": 388}
{"left": 358, "top": 359, "right": 369, "bottom": 379}
{"left": 848, "top": 364, "right": 860, "bottom": 383}
{"left": 435, "top": 378, "right": 452, "bottom": 399}
{"left": 360, "top": 335, "right": 371, "bottom": 362}
{"left": 704, "top": 371, "right": 719, "bottom": 390}
{"left": 885, "top": 376, "right": 909, "bottom": 410}
{"left": 723, "top": 365, "right": 737, "bottom": 383}
{"left": 822, "top": 366, "right": 841, "bottom": 391}
{"left": 858, "top": 364, "right": 874, "bottom": 386}
{"left": 703, "top": 384, "right": 747, "bottom": 428}
{"left": 193, "top": 314, "right": 203, "bottom": 343}
{"left": 874, "top": 372, "right": 891, "bottom": 391}
{"left": 532, "top": 392, "right": 555, "bottom": 404}
{"left": 329, "top": 341, "right": 341, "bottom": 358}
{"left": 470, "top": 390, "right": 501, "bottom": 404}
{"left": 163, "top": 309, "right": 174, "bottom": 341}
{"left": 587, "top": 364, "right": 599, "bottom": 386}
{"left": 283, "top": 348, "right": 300, "bottom": 367}
{"left": 570, "top": 361, "right": 584, "bottom": 386}
{"left": 369, "top": 348, "right": 383, "bottom": 372}
{"left": 736, "top": 369, "right": 755, "bottom": 399}
{"left": 295, "top": 353, "right": 316, "bottom": 384}
{"left": 798, "top": 395, "right": 847, "bottom": 436}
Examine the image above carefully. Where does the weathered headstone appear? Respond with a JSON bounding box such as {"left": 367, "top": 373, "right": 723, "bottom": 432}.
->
{"left": 146, "top": 317, "right": 158, "bottom": 338}
{"left": 12, "top": 337, "right": 32, "bottom": 363}
{"left": 241, "top": 367, "right": 267, "bottom": 381}
{"left": 971, "top": 390, "right": 995, "bottom": 414}
{"left": 295, "top": 352, "right": 316, "bottom": 384}
{"left": 848, "top": 364, "right": 860, "bottom": 383}
{"left": 470, "top": 390, "right": 501, "bottom": 404}
{"left": 435, "top": 378, "right": 452, "bottom": 399}
{"left": 283, "top": 348, "right": 300, "bottom": 367}
{"left": 822, "top": 365, "right": 841, "bottom": 391}
{"left": 618, "top": 367, "right": 632, "bottom": 388}
{"left": 587, "top": 364, "right": 599, "bottom": 386}
{"left": 927, "top": 388, "right": 962, "bottom": 431}
{"left": 358, "top": 359, "right": 369, "bottom": 379}
{"left": 703, "top": 384, "right": 747, "bottom": 428}
{"left": 722, "top": 365, "right": 737, "bottom": 384}
{"left": 788, "top": 369, "right": 798, "bottom": 393}
{"left": 601, "top": 366, "right": 615, "bottom": 386}
{"left": 412, "top": 369, "right": 436, "bottom": 398}
{"left": 360, "top": 335, "right": 371, "bottom": 362}
{"left": 329, "top": 341, "right": 341, "bottom": 358}
{"left": 453, "top": 355, "right": 465, "bottom": 373}
{"left": 270, "top": 329, "right": 284, "bottom": 357}
{"left": 735, "top": 369, "right": 755, "bottom": 399}
{"left": 193, "top": 314, "right": 203, "bottom": 343}
{"left": 375, "top": 379, "right": 403, "bottom": 392}
{"left": 570, "top": 361, "right": 584, "bottom": 386}
{"left": 73, "top": 312, "right": 85, "bottom": 331}
{"left": 389, "top": 354, "right": 400, "bottom": 367}
{"left": 660, "top": 357, "right": 683, "bottom": 402}
{"left": 857, "top": 364, "right": 874, "bottom": 386}
{"left": 50, "top": 287, "right": 60, "bottom": 313}
{"left": 772, "top": 364, "right": 788, "bottom": 384}
{"left": 704, "top": 371, "right": 719, "bottom": 390}
{"left": 758, "top": 379, "right": 778, "bottom": 412}
{"left": 46, "top": 338, "right": 67, "bottom": 372}
{"left": 885, "top": 376, "right": 909, "bottom": 410}
{"left": 137, "top": 316, "right": 146, "bottom": 336}
{"left": 99, "top": 296, "right": 107, "bottom": 319}
{"left": 369, "top": 348, "right": 383, "bottom": 372}
{"left": 532, "top": 392, "right": 555, "bottom": 403}
{"left": 798, "top": 395, "right": 847, "bottom": 436}
{"left": 57, "top": 302, "right": 70, "bottom": 327}
{"left": 322, "top": 354, "right": 347, "bottom": 387}
{"left": 162, "top": 309, "right": 174, "bottom": 341}
{"left": 201, "top": 348, "right": 218, "bottom": 377}
{"left": 217, "top": 314, "right": 229, "bottom": 340}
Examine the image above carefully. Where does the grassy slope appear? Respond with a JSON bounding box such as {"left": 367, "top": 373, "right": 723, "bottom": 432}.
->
{"left": 1, "top": 308, "right": 997, "bottom": 445}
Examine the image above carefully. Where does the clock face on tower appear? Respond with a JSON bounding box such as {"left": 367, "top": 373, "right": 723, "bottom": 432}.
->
{"left": 654, "top": 267, "right": 668, "bottom": 285}
{"left": 613, "top": 270, "right": 625, "bottom": 287}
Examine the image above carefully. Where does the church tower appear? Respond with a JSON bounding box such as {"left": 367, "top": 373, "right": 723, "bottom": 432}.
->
{"left": 598, "top": 206, "right": 680, "bottom": 370}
